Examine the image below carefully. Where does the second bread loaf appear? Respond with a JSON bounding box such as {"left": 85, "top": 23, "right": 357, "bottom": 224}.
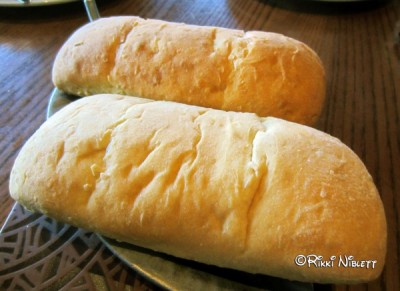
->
{"left": 10, "top": 95, "right": 386, "bottom": 284}
{"left": 52, "top": 16, "right": 326, "bottom": 125}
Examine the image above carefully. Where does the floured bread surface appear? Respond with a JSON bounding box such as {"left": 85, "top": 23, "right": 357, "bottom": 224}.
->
{"left": 52, "top": 16, "right": 325, "bottom": 125}
{"left": 10, "top": 95, "right": 386, "bottom": 284}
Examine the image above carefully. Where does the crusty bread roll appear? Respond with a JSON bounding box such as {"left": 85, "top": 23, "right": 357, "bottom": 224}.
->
{"left": 52, "top": 16, "right": 325, "bottom": 125}
{"left": 10, "top": 95, "right": 386, "bottom": 284}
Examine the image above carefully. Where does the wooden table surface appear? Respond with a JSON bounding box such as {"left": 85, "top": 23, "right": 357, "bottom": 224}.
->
{"left": 0, "top": 0, "right": 399, "bottom": 290}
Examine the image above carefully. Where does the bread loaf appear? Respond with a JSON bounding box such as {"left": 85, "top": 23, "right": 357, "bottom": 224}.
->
{"left": 10, "top": 95, "right": 386, "bottom": 284}
{"left": 52, "top": 16, "right": 325, "bottom": 125}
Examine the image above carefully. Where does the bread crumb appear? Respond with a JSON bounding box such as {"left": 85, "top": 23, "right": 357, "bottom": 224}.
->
{"left": 90, "top": 164, "right": 103, "bottom": 177}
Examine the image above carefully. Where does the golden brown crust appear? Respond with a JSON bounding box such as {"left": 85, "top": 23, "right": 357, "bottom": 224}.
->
{"left": 10, "top": 95, "right": 386, "bottom": 284}
{"left": 52, "top": 16, "right": 326, "bottom": 125}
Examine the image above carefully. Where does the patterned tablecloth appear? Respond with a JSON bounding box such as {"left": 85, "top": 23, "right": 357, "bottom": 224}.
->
{"left": 0, "top": 203, "right": 153, "bottom": 290}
